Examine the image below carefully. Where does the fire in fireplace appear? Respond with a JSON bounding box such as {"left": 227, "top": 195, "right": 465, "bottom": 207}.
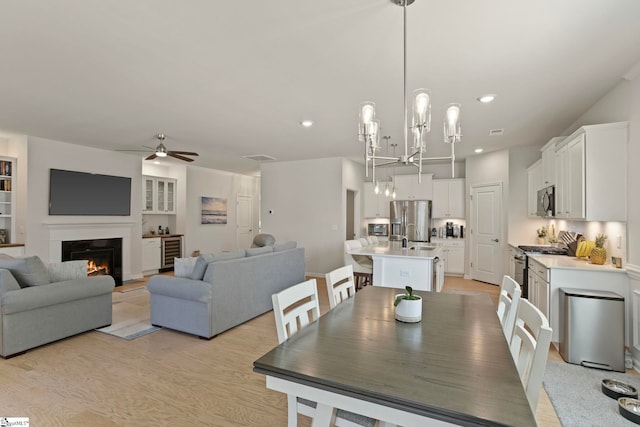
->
{"left": 62, "top": 238, "right": 123, "bottom": 286}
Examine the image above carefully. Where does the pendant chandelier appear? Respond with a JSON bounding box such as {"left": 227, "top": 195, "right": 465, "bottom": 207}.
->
{"left": 358, "top": 0, "right": 462, "bottom": 186}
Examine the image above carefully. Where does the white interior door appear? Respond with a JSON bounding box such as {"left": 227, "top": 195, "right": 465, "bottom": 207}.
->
{"left": 470, "top": 183, "right": 503, "bottom": 285}
{"left": 236, "top": 195, "right": 253, "bottom": 248}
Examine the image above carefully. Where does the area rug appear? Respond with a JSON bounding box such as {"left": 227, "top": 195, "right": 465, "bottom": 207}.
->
{"left": 543, "top": 360, "right": 640, "bottom": 426}
{"left": 96, "top": 286, "right": 162, "bottom": 340}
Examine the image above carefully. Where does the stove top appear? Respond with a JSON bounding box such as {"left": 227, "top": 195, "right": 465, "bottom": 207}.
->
{"left": 518, "top": 245, "right": 568, "bottom": 255}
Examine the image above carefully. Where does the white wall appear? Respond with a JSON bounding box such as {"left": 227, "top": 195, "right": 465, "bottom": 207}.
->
{"left": 25, "top": 136, "right": 143, "bottom": 272}
{"left": 184, "top": 165, "right": 259, "bottom": 256}
{"left": 261, "top": 157, "right": 344, "bottom": 276}
{"left": 563, "top": 80, "right": 631, "bottom": 134}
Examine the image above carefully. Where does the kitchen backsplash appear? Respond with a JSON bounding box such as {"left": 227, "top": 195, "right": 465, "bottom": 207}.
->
{"left": 548, "top": 219, "right": 627, "bottom": 261}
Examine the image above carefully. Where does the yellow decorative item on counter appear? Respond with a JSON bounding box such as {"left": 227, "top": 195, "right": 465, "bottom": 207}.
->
{"left": 590, "top": 234, "right": 607, "bottom": 265}
{"left": 576, "top": 240, "right": 596, "bottom": 258}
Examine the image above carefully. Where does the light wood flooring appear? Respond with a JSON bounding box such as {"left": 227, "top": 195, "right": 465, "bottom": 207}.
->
{"left": 0, "top": 275, "right": 561, "bottom": 426}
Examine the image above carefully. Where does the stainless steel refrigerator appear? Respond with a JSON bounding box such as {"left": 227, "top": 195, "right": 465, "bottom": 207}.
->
{"left": 389, "top": 200, "right": 432, "bottom": 242}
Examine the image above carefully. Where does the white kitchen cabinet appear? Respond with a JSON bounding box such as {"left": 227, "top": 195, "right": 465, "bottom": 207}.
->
{"left": 437, "top": 240, "right": 465, "bottom": 275}
{"left": 393, "top": 174, "right": 433, "bottom": 200}
{"left": 554, "top": 122, "right": 627, "bottom": 221}
{"left": 363, "top": 182, "right": 390, "bottom": 218}
{"left": 142, "top": 175, "right": 177, "bottom": 214}
{"left": 142, "top": 237, "right": 161, "bottom": 272}
{"left": 527, "top": 160, "right": 542, "bottom": 217}
{"left": 528, "top": 257, "right": 549, "bottom": 321}
{"left": 432, "top": 178, "right": 465, "bottom": 219}
{"left": 541, "top": 136, "right": 563, "bottom": 187}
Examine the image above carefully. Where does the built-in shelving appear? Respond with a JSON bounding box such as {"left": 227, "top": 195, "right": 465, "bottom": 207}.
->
{"left": 0, "top": 157, "right": 16, "bottom": 244}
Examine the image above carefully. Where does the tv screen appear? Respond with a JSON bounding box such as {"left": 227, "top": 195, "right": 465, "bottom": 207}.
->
{"left": 49, "top": 169, "right": 132, "bottom": 216}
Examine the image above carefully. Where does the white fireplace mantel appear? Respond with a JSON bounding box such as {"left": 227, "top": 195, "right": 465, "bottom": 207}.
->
{"left": 44, "top": 221, "right": 136, "bottom": 281}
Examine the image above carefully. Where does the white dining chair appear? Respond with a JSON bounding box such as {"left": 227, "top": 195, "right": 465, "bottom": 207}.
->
{"left": 497, "top": 275, "right": 522, "bottom": 340}
{"left": 369, "top": 236, "right": 379, "bottom": 245}
{"left": 272, "top": 279, "right": 376, "bottom": 427}
{"left": 509, "top": 298, "right": 552, "bottom": 412}
{"left": 358, "top": 237, "right": 370, "bottom": 247}
{"left": 325, "top": 265, "right": 357, "bottom": 309}
{"left": 344, "top": 240, "right": 373, "bottom": 289}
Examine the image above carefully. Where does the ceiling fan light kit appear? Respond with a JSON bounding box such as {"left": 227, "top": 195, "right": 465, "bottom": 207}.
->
{"left": 142, "top": 133, "right": 199, "bottom": 162}
{"left": 358, "top": 0, "right": 462, "bottom": 188}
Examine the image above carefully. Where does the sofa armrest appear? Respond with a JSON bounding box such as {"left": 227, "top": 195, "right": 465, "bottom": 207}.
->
{"left": 48, "top": 260, "right": 88, "bottom": 282}
{"left": 146, "top": 275, "right": 213, "bottom": 302}
{"left": 1, "top": 276, "right": 115, "bottom": 315}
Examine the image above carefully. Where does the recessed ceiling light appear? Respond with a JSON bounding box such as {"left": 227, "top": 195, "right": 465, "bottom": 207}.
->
{"left": 474, "top": 148, "right": 484, "bottom": 153}
{"left": 300, "top": 120, "right": 314, "bottom": 127}
{"left": 477, "top": 94, "right": 496, "bottom": 103}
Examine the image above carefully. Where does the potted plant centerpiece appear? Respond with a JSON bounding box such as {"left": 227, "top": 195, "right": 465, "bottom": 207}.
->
{"left": 394, "top": 286, "right": 422, "bottom": 323}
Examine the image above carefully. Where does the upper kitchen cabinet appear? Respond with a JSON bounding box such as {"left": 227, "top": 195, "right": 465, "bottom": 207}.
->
{"left": 554, "top": 122, "right": 627, "bottom": 221}
{"left": 432, "top": 178, "right": 465, "bottom": 219}
{"left": 393, "top": 173, "right": 433, "bottom": 200}
{"left": 541, "top": 136, "right": 564, "bottom": 187}
{"left": 363, "top": 182, "right": 390, "bottom": 218}
{"left": 142, "top": 175, "right": 177, "bottom": 214}
{"left": 527, "top": 160, "right": 542, "bottom": 218}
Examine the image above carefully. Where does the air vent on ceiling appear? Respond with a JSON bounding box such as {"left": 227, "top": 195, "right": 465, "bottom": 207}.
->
{"left": 489, "top": 129, "right": 504, "bottom": 136}
{"left": 243, "top": 154, "right": 278, "bottom": 162}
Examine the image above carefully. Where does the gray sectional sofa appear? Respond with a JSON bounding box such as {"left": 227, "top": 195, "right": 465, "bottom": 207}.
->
{"left": 146, "top": 244, "right": 305, "bottom": 339}
{"left": 0, "top": 257, "right": 115, "bottom": 358}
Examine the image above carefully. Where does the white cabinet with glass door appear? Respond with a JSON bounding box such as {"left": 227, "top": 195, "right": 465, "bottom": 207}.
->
{"left": 0, "top": 156, "right": 16, "bottom": 244}
{"left": 142, "top": 175, "right": 177, "bottom": 214}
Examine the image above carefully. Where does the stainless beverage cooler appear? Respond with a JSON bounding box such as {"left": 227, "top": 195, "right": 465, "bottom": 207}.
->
{"left": 559, "top": 288, "right": 625, "bottom": 372}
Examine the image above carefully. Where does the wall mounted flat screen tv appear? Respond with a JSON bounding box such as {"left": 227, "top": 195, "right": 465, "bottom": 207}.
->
{"left": 49, "top": 169, "right": 132, "bottom": 216}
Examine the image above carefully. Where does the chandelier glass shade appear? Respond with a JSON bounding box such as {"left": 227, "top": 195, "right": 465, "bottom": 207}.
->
{"left": 358, "top": 0, "right": 461, "bottom": 187}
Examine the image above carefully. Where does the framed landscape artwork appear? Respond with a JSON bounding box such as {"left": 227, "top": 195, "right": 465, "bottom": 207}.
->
{"left": 201, "top": 197, "right": 227, "bottom": 224}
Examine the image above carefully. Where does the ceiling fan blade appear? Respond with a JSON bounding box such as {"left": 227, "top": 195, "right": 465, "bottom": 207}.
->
{"left": 168, "top": 150, "right": 199, "bottom": 156}
{"left": 145, "top": 153, "right": 158, "bottom": 161}
{"left": 168, "top": 153, "right": 195, "bottom": 162}
{"left": 116, "top": 149, "right": 152, "bottom": 152}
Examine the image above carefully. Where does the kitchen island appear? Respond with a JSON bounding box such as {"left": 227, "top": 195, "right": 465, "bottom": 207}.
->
{"left": 349, "top": 242, "right": 443, "bottom": 291}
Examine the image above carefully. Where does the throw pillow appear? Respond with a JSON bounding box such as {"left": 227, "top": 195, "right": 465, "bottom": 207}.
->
{"left": 0, "top": 256, "right": 51, "bottom": 287}
{"left": 0, "top": 269, "right": 21, "bottom": 295}
{"left": 273, "top": 241, "right": 297, "bottom": 252}
{"left": 189, "top": 253, "right": 216, "bottom": 281}
{"left": 174, "top": 257, "right": 198, "bottom": 278}
{"left": 245, "top": 246, "right": 273, "bottom": 257}
{"left": 48, "top": 260, "right": 88, "bottom": 282}
{"left": 251, "top": 234, "right": 275, "bottom": 248}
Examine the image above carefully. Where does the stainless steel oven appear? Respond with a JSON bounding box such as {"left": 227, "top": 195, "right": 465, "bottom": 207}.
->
{"left": 514, "top": 252, "right": 526, "bottom": 297}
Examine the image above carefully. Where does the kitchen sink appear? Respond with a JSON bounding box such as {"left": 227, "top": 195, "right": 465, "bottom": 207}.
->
{"left": 409, "top": 246, "right": 436, "bottom": 251}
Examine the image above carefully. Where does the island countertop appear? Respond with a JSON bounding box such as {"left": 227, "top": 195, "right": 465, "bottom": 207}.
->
{"left": 349, "top": 242, "right": 441, "bottom": 260}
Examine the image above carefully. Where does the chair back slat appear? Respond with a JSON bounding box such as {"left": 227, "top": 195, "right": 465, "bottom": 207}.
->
{"left": 325, "top": 265, "right": 356, "bottom": 309}
{"left": 509, "top": 298, "right": 552, "bottom": 412}
{"left": 497, "top": 275, "right": 522, "bottom": 340}
{"left": 272, "top": 279, "right": 320, "bottom": 344}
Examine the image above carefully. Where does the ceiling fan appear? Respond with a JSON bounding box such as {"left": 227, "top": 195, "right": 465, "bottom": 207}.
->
{"left": 119, "top": 134, "right": 199, "bottom": 162}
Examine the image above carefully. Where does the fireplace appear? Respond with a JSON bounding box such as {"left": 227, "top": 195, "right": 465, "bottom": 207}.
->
{"left": 62, "top": 238, "right": 123, "bottom": 286}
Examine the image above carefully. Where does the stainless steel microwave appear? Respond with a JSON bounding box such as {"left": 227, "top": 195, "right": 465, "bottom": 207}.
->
{"left": 537, "top": 185, "right": 555, "bottom": 217}
{"left": 368, "top": 223, "right": 388, "bottom": 236}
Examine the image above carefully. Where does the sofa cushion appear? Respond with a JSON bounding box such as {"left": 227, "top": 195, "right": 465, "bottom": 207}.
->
{"left": 212, "top": 249, "right": 246, "bottom": 262}
{"left": 0, "top": 269, "right": 21, "bottom": 295}
{"left": 190, "top": 253, "right": 216, "bottom": 280}
{"left": 0, "top": 256, "right": 50, "bottom": 287}
{"left": 273, "top": 241, "right": 297, "bottom": 252}
{"left": 174, "top": 257, "right": 198, "bottom": 278}
{"left": 48, "top": 260, "right": 88, "bottom": 282}
{"left": 246, "top": 246, "right": 273, "bottom": 257}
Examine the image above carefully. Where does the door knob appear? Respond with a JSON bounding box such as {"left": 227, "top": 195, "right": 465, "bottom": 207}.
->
{"left": 492, "top": 239, "right": 499, "bottom": 243}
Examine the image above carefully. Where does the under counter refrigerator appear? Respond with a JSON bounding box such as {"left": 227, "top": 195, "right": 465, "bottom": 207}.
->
{"left": 389, "top": 200, "right": 432, "bottom": 242}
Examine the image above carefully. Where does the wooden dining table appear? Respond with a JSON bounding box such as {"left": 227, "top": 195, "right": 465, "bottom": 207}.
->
{"left": 253, "top": 286, "right": 536, "bottom": 427}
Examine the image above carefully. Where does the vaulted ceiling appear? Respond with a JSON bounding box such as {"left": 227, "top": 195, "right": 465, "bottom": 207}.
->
{"left": 1, "top": 0, "right": 639, "bottom": 175}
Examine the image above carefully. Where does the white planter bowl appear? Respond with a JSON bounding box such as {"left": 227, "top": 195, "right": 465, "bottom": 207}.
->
{"left": 394, "top": 295, "right": 422, "bottom": 323}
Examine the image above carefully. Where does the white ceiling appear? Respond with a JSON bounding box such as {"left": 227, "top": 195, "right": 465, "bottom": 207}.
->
{"left": 1, "top": 0, "right": 639, "bottom": 176}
